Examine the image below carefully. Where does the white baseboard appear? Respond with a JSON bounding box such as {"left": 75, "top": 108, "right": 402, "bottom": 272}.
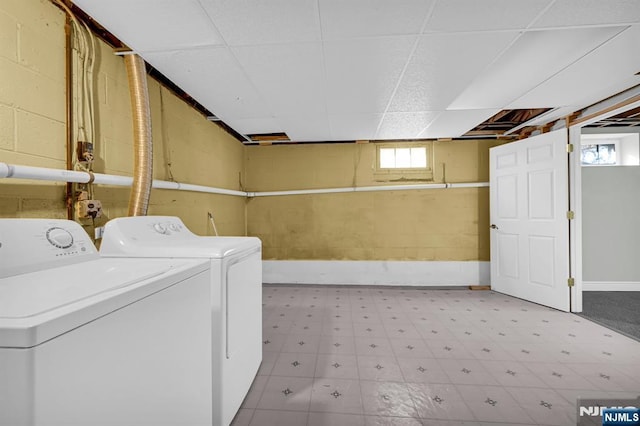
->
{"left": 262, "top": 260, "right": 490, "bottom": 286}
{"left": 582, "top": 281, "right": 640, "bottom": 291}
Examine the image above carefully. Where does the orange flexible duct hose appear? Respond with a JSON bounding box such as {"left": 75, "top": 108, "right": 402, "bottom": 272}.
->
{"left": 124, "top": 54, "right": 153, "bottom": 216}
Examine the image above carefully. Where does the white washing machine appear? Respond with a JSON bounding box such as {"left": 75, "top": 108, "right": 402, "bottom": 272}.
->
{"left": 0, "top": 219, "right": 213, "bottom": 426}
{"left": 100, "top": 216, "right": 262, "bottom": 426}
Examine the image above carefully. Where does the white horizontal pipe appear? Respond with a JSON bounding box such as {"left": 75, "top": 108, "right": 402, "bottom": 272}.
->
{"left": 247, "top": 181, "right": 489, "bottom": 197}
{"left": 169, "top": 182, "right": 247, "bottom": 197}
{"left": 94, "top": 173, "right": 135, "bottom": 186}
{"left": 0, "top": 162, "right": 247, "bottom": 197}
{"left": 448, "top": 182, "right": 490, "bottom": 188}
{"left": 0, "top": 162, "right": 11, "bottom": 179}
{"left": 2, "top": 164, "right": 92, "bottom": 183}
{"left": 355, "top": 183, "right": 446, "bottom": 192}
{"left": 249, "top": 187, "right": 356, "bottom": 197}
{"left": 0, "top": 162, "right": 489, "bottom": 199}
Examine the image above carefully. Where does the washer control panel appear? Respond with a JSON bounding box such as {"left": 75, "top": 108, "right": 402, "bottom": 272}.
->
{"left": 151, "top": 220, "right": 184, "bottom": 235}
{"left": 0, "top": 219, "right": 98, "bottom": 278}
{"left": 100, "top": 216, "right": 200, "bottom": 256}
{"left": 46, "top": 227, "right": 74, "bottom": 249}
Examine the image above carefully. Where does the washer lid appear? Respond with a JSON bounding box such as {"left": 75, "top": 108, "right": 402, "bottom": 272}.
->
{"left": 100, "top": 216, "right": 261, "bottom": 259}
{"left": 0, "top": 257, "right": 208, "bottom": 348}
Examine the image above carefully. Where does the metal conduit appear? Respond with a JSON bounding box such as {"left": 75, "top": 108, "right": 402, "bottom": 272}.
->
{"left": 124, "top": 54, "right": 153, "bottom": 216}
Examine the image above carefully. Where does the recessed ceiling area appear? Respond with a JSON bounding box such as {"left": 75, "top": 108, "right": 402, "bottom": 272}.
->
{"left": 584, "top": 105, "right": 640, "bottom": 128}
{"left": 72, "top": 0, "right": 640, "bottom": 143}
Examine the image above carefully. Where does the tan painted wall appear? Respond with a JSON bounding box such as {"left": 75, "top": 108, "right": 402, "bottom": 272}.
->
{"left": 246, "top": 140, "right": 501, "bottom": 261}
{"left": 0, "top": 0, "right": 246, "bottom": 236}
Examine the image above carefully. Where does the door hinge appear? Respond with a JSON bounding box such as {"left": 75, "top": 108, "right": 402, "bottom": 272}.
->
{"left": 566, "top": 143, "right": 574, "bottom": 153}
{"left": 567, "top": 277, "right": 575, "bottom": 287}
{"left": 566, "top": 210, "right": 575, "bottom": 220}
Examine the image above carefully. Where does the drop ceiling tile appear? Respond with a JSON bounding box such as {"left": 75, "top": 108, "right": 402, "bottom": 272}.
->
{"left": 388, "top": 32, "right": 519, "bottom": 112}
{"left": 449, "top": 26, "right": 626, "bottom": 110}
{"left": 143, "top": 47, "right": 271, "bottom": 120}
{"left": 508, "top": 25, "right": 640, "bottom": 109}
{"left": 324, "top": 36, "right": 416, "bottom": 114}
{"left": 376, "top": 112, "right": 440, "bottom": 140}
{"left": 223, "top": 117, "right": 283, "bottom": 135}
{"left": 531, "top": 0, "right": 640, "bottom": 28}
{"left": 198, "top": 0, "right": 320, "bottom": 46}
{"left": 424, "top": 0, "right": 551, "bottom": 32}
{"left": 74, "top": 0, "right": 223, "bottom": 51}
{"left": 276, "top": 113, "right": 333, "bottom": 142}
{"left": 232, "top": 43, "right": 326, "bottom": 115}
{"left": 419, "top": 109, "right": 499, "bottom": 139}
{"left": 328, "top": 114, "right": 384, "bottom": 140}
{"left": 319, "top": 0, "right": 434, "bottom": 40}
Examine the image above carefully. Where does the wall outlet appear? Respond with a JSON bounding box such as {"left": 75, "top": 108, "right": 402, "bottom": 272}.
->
{"left": 76, "top": 199, "right": 102, "bottom": 218}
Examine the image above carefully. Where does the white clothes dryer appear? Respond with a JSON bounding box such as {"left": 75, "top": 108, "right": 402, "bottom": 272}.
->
{"left": 0, "top": 219, "right": 213, "bottom": 426}
{"left": 100, "top": 216, "right": 262, "bottom": 426}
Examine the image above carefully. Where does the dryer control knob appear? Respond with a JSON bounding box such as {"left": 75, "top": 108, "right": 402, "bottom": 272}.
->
{"left": 46, "top": 227, "right": 74, "bottom": 249}
{"left": 153, "top": 223, "right": 167, "bottom": 234}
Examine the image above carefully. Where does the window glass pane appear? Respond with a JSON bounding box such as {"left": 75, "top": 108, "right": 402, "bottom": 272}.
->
{"left": 379, "top": 148, "right": 395, "bottom": 168}
{"left": 395, "top": 148, "right": 411, "bottom": 168}
{"left": 410, "top": 147, "right": 427, "bottom": 168}
{"left": 581, "top": 143, "right": 616, "bottom": 165}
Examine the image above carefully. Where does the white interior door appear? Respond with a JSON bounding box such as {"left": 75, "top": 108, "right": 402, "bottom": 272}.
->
{"left": 490, "top": 129, "right": 570, "bottom": 312}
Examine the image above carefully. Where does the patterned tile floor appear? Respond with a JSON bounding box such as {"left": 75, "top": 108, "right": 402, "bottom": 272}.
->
{"left": 231, "top": 285, "right": 640, "bottom": 426}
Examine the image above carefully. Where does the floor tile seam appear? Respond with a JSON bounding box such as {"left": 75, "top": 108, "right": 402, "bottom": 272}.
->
{"left": 233, "top": 407, "right": 257, "bottom": 426}
{"left": 448, "top": 386, "right": 540, "bottom": 425}
{"left": 404, "top": 382, "right": 480, "bottom": 423}
{"left": 247, "top": 373, "right": 271, "bottom": 409}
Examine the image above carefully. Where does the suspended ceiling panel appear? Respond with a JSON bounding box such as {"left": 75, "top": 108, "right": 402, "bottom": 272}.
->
{"left": 530, "top": 0, "right": 640, "bottom": 28}
{"left": 73, "top": 0, "right": 640, "bottom": 142}
{"left": 77, "top": 0, "right": 224, "bottom": 51}
{"left": 424, "top": 0, "right": 551, "bottom": 32}
{"left": 420, "top": 109, "right": 501, "bottom": 139}
{"left": 323, "top": 37, "right": 416, "bottom": 115}
{"left": 328, "top": 113, "right": 384, "bottom": 141}
{"left": 277, "top": 113, "right": 333, "bottom": 142}
{"left": 232, "top": 43, "right": 326, "bottom": 116}
{"left": 142, "top": 48, "right": 272, "bottom": 121}
{"left": 450, "top": 26, "right": 628, "bottom": 110}
{"left": 319, "top": 0, "right": 434, "bottom": 39}
{"left": 508, "top": 25, "right": 640, "bottom": 108}
{"left": 388, "top": 32, "right": 518, "bottom": 113}
{"left": 199, "top": 0, "right": 321, "bottom": 46}
{"left": 376, "top": 112, "right": 441, "bottom": 140}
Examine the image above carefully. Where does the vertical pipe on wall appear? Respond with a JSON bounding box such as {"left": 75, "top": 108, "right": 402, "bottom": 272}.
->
{"left": 124, "top": 54, "right": 153, "bottom": 216}
{"left": 64, "top": 4, "right": 74, "bottom": 220}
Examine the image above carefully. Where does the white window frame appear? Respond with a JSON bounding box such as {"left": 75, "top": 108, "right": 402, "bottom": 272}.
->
{"left": 374, "top": 142, "right": 433, "bottom": 181}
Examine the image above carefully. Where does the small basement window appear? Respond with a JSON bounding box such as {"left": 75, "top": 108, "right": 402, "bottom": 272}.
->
{"left": 379, "top": 147, "right": 427, "bottom": 169}
{"left": 375, "top": 143, "right": 432, "bottom": 181}
{"left": 581, "top": 143, "right": 617, "bottom": 165}
{"left": 580, "top": 133, "right": 640, "bottom": 166}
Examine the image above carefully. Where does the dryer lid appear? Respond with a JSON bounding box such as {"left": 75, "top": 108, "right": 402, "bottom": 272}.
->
{"left": 0, "top": 257, "right": 208, "bottom": 348}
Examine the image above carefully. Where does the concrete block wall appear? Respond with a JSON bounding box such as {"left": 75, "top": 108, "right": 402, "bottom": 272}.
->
{"left": 0, "top": 0, "right": 66, "bottom": 169}
{"left": 246, "top": 140, "right": 499, "bottom": 261}
{"left": 0, "top": 0, "right": 247, "bottom": 236}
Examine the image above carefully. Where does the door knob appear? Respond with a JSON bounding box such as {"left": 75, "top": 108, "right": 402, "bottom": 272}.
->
{"left": 490, "top": 224, "right": 499, "bottom": 230}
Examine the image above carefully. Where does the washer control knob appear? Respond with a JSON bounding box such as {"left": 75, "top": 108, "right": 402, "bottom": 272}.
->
{"left": 168, "top": 223, "right": 179, "bottom": 232}
{"left": 46, "top": 227, "right": 74, "bottom": 249}
{"left": 153, "top": 223, "right": 167, "bottom": 234}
